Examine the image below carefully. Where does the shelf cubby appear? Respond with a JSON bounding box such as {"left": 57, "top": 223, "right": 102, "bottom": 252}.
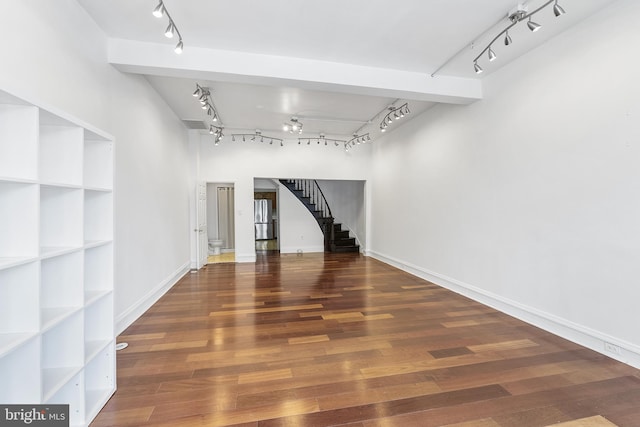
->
{"left": 0, "top": 103, "right": 38, "bottom": 181}
{"left": 84, "top": 243, "right": 113, "bottom": 305}
{"left": 84, "top": 190, "right": 113, "bottom": 243}
{"left": 40, "top": 185, "right": 83, "bottom": 252}
{"left": 41, "top": 251, "right": 84, "bottom": 331}
{"left": 39, "top": 125, "right": 83, "bottom": 186}
{"left": 0, "top": 337, "right": 41, "bottom": 404}
{"left": 84, "top": 137, "right": 113, "bottom": 190}
{"left": 42, "top": 312, "right": 84, "bottom": 401}
{"left": 84, "top": 343, "right": 115, "bottom": 423}
{"left": 84, "top": 293, "right": 113, "bottom": 363}
{"left": 0, "top": 181, "right": 38, "bottom": 265}
{"left": 0, "top": 262, "right": 39, "bottom": 356}
{"left": 45, "top": 371, "right": 85, "bottom": 427}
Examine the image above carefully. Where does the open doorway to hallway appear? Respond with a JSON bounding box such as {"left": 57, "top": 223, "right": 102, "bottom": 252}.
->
{"left": 206, "top": 182, "right": 236, "bottom": 264}
{"left": 254, "top": 178, "right": 280, "bottom": 253}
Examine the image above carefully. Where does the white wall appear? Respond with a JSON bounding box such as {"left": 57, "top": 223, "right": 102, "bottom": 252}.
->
{"left": 369, "top": 0, "right": 640, "bottom": 366}
{"left": 278, "top": 182, "right": 325, "bottom": 253}
{"left": 196, "top": 134, "right": 371, "bottom": 261}
{"left": 0, "top": 0, "right": 192, "bottom": 334}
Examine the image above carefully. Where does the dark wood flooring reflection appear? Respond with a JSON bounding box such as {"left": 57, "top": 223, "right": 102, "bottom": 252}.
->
{"left": 92, "top": 253, "right": 640, "bottom": 427}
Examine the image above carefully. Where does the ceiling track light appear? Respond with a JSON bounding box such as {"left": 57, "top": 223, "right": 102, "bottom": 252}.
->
{"left": 231, "top": 130, "right": 283, "bottom": 147}
{"left": 379, "top": 103, "right": 410, "bottom": 132}
{"left": 297, "top": 134, "right": 347, "bottom": 147}
{"left": 282, "top": 117, "right": 304, "bottom": 134}
{"left": 343, "top": 133, "right": 371, "bottom": 151}
{"left": 193, "top": 84, "right": 225, "bottom": 143}
{"left": 152, "top": 0, "right": 184, "bottom": 54}
{"left": 472, "top": 0, "right": 566, "bottom": 73}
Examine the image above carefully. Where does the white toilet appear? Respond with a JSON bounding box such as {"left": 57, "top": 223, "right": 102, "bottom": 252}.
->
{"left": 208, "top": 239, "right": 224, "bottom": 255}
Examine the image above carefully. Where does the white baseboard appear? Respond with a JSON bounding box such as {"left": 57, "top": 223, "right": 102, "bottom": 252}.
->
{"left": 236, "top": 253, "right": 256, "bottom": 263}
{"left": 116, "top": 261, "right": 190, "bottom": 335}
{"left": 368, "top": 250, "right": 640, "bottom": 369}
{"left": 280, "top": 245, "right": 325, "bottom": 254}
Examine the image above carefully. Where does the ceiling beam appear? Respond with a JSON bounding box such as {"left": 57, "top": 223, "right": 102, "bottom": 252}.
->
{"left": 108, "top": 39, "right": 482, "bottom": 105}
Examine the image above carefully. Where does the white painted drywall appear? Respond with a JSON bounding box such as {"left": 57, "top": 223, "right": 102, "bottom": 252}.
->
{"left": 278, "top": 181, "right": 324, "bottom": 253}
{"left": 0, "top": 0, "right": 192, "bottom": 333}
{"left": 196, "top": 134, "right": 371, "bottom": 261}
{"left": 369, "top": 0, "right": 640, "bottom": 360}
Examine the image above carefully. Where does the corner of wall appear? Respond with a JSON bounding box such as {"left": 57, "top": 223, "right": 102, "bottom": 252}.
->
{"left": 368, "top": 250, "right": 640, "bottom": 370}
{"left": 115, "top": 261, "right": 190, "bottom": 335}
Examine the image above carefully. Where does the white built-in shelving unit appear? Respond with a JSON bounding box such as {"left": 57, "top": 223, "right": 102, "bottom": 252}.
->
{"left": 0, "top": 88, "right": 114, "bottom": 427}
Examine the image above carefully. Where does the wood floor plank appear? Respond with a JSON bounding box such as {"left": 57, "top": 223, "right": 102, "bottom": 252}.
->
{"left": 93, "top": 253, "right": 640, "bottom": 427}
{"left": 545, "top": 416, "right": 619, "bottom": 427}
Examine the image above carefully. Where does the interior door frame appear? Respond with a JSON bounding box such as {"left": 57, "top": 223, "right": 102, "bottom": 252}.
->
{"left": 196, "top": 181, "right": 208, "bottom": 269}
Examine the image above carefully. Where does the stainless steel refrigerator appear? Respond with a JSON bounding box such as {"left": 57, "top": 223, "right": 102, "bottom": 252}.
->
{"left": 254, "top": 199, "right": 273, "bottom": 239}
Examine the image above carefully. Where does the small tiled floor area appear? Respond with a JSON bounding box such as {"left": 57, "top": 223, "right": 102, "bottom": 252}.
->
{"left": 256, "top": 239, "right": 278, "bottom": 251}
{"left": 207, "top": 252, "right": 235, "bottom": 264}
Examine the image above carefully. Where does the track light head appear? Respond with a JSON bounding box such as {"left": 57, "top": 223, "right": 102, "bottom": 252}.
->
{"left": 165, "top": 23, "right": 175, "bottom": 38}
{"left": 504, "top": 31, "right": 512, "bottom": 46}
{"left": 192, "top": 87, "right": 201, "bottom": 97}
{"left": 174, "top": 40, "right": 183, "bottom": 54}
{"left": 488, "top": 47, "right": 497, "bottom": 62}
{"left": 474, "top": 62, "right": 483, "bottom": 74}
{"left": 283, "top": 123, "right": 290, "bottom": 132}
{"left": 553, "top": 1, "right": 566, "bottom": 17}
{"left": 527, "top": 17, "right": 541, "bottom": 32}
{"left": 152, "top": 2, "right": 164, "bottom": 18}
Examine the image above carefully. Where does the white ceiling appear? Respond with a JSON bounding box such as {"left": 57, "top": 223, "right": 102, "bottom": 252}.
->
{"left": 77, "top": 0, "right": 615, "bottom": 142}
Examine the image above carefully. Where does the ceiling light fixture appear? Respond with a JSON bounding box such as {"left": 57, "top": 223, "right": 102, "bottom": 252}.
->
{"left": 379, "top": 103, "right": 410, "bottom": 132}
{"left": 193, "top": 84, "right": 225, "bottom": 145}
{"left": 231, "top": 130, "right": 283, "bottom": 147}
{"left": 152, "top": 0, "right": 184, "bottom": 54}
{"left": 298, "top": 134, "right": 346, "bottom": 147}
{"left": 472, "top": 0, "right": 566, "bottom": 73}
{"left": 343, "top": 133, "right": 371, "bottom": 151}
{"left": 283, "top": 117, "right": 304, "bottom": 134}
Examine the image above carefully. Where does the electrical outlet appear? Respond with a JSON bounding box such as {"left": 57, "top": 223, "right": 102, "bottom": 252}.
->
{"left": 604, "top": 342, "right": 621, "bottom": 355}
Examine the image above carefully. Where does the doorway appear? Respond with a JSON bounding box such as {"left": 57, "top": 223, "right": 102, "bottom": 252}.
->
{"left": 254, "top": 179, "right": 279, "bottom": 253}
{"left": 206, "top": 183, "right": 236, "bottom": 263}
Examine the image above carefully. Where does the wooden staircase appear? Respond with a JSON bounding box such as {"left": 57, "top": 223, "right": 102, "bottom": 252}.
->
{"left": 279, "top": 179, "right": 359, "bottom": 253}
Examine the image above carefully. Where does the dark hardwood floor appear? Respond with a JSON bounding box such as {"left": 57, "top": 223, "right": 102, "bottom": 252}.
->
{"left": 92, "top": 253, "right": 640, "bottom": 426}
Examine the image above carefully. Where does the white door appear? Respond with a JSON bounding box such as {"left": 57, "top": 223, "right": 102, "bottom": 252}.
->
{"left": 196, "top": 182, "right": 208, "bottom": 269}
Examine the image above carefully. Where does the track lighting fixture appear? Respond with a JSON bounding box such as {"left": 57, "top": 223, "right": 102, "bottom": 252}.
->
{"left": 504, "top": 30, "right": 512, "bottom": 46}
{"left": 344, "top": 133, "right": 371, "bottom": 150}
{"left": 164, "top": 23, "right": 175, "bottom": 38}
{"left": 472, "top": 0, "right": 566, "bottom": 73}
{"left": 379, "top": 103, "right": 410, "bottom": 132}
{"left": 152, "top": 0, "right": 184, "bottom": 54}
{"left": 152, "top": 2, "right": 164, "bottom": 18}
{"left": 553, "top": 0, "right": 566, "bottom": 17}
{"left": 297, "top": 134, "right": 346, "bottom": 147}
{"left": 193, "top": 84, "right": 225, "bottom": 144}
{"left": 527, "top": 17, "right": 541, "bottom": 32}
{"left": 488, "top": 47, "right": 497, "bottom": 62}
{"left": 283, "top": 117, "right": 303, "bottom": 134}
{"left": 231, "top": 130, "right": 283, "bottom": 147}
